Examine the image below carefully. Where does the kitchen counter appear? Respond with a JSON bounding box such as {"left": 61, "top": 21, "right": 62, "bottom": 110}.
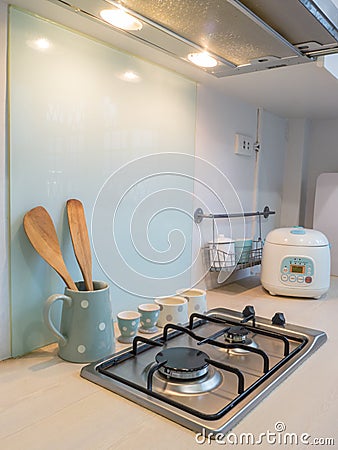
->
{"left": 1, "top": 276, "right": 337, "bottom": 449}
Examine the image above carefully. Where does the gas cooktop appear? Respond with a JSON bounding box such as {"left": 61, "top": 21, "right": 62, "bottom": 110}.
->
{"left": 81, "top": 306, "right": 327, "bottom": 436}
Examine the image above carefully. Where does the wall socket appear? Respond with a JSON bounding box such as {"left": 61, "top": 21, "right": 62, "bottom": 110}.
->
{"left": 234, "top": 133, "right": 254, "bottom": 156}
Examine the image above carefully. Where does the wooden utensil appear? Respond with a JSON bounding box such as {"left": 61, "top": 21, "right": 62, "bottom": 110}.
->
{"left": 23, "top": 206, "right": 78, "bottom": 290}
{"left": 66, "top": 199, "right": 94, "bottom": 291}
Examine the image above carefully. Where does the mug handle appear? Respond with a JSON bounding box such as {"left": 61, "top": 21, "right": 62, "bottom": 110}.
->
{"left": 43, "top": 294, "right": 72, "bottom": 346}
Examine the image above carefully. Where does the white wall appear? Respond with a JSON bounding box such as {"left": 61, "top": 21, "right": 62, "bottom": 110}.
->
{"left": 257, "top": 109, "right": 288, "bottom": 236}
{"left": 280, "top": 119, "right": 309, "bottom": 227}
{"left": 194, "top": 86, "right": 257, "bottom": 212}
{"left": 302, "top": 118, "right": 338, "bottom": 228}
{"left": 192, "top": 86, "right": 287, "bottom": 290}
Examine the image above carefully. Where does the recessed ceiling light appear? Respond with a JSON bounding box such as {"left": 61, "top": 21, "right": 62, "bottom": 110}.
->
{"left": 100, "top": 9, "right": 143, "bottom": 31}
{"left": 187, "top": 52, "right": 218, "bottom": 68}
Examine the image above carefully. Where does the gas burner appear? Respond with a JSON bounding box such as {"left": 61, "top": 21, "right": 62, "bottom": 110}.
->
{"left": 155, "top": 347, "right": 209, "bottom": 380}
{"left": 145, "top": 364, "right": 222, "bottom": 396}
{"left": 225, "top": 326, "right": 249, "bottom": 343}
{"left": 224, "top": 326, "right": 258, "bottom": 354}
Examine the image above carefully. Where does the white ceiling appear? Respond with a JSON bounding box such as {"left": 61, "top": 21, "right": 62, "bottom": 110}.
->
{"left": 6, "top": 0, "right": 338, "bottom": 119}
{"left": 214, "top": 59, "right": 338, "bottom": 119}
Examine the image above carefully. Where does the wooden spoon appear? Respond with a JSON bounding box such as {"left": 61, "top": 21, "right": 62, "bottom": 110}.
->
{"left": 23, "top": 206, "right": 78, "bottom": 291}
{"left": 66, "top": 199, "right": 94, "bottom": 291}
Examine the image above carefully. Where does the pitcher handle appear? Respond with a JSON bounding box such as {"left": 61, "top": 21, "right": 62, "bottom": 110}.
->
{"left": 43, "top": 294, "right": 72, "bottom": 346}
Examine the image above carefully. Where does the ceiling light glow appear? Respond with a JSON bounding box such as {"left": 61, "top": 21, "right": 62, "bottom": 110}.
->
{"left": 26, "top": 37, "right": 51, "bottom": 51}
{"left": 100, "top": 9, "right": 143, "bottom": 31}
{"left": 36, "top": 38, "right": 50, "bottom": 49}
{"left": 121, "top": 71, "right": 141, "bottom": 82}
{"left": 187, "top": 52, "right": 218, "bottom": 68}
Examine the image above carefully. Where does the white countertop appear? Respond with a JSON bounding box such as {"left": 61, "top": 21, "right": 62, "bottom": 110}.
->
{"left": 1, "top": 276, "right": 337, "bottom": 449}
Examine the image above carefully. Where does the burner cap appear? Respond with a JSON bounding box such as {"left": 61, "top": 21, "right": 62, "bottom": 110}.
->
{"left": 156, "top": 347, "right": 209, "bottom": 380}
{"left": 225, "top": 326, "right": 249, "bottom": 343}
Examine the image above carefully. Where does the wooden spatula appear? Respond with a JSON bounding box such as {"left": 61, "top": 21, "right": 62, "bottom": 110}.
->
{"left": 23, "top": 206, "right": 78, "bottom": 291}
{"left": 66, "top": 199, "right": 94, "bottom": 291}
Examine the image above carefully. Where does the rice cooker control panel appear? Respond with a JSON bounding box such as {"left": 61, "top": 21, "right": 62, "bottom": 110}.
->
{"left": 280, "top": 256, "right": 314, "bottom": 285}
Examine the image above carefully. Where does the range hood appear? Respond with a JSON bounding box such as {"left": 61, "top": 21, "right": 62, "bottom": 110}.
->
{"left": 49, "top": 0, "right": 338, "bottom": 77}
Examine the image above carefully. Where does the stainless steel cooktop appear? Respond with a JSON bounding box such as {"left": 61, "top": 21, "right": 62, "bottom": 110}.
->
{"left": 81, "top": 306, "right": 327, "bottom": 436}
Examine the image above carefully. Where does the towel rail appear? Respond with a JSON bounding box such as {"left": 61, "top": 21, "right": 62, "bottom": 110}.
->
{"left": 194, "top": 205, "right": 275, "bottom": 273}
{"left": 194, "top": 205, "right": 275, "bottom": 223}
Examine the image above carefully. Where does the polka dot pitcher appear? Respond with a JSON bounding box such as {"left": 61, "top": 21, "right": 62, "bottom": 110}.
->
{"left": 44, "top": 281, "right": 115, "bottom": 363}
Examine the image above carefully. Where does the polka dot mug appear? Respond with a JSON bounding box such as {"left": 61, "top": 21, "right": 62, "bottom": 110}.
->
{"left": 138, "top": 303, "right": 160, "bottom": 334}
{"left": 176, "top": 288, "right": 207, "bottom": 317}
{"left": 43, "top": 281, "right": 115, "bottom": 363}
{"left": 154, "top": 296, "right": 188, "bottom": 327}
{"left": 117, "top": 310, "right": 141, "bottom": 343}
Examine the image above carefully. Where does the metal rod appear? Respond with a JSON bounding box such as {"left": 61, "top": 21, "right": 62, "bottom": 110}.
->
{"left": 132, "top": 336, "right": 162, "bottom": 355}
{"left": 162, "top": 323, "right": 202, "bottom": 342}
{"left": 146, "top": 361, "right": 166, "bottom": 391}
{"left": 197, "top": 327, "right": 230, "bottom": 345}
{"left": 194, "top": 205, "right": 275, "bottom": 223}
{"left": 209, "top": 340, "right": 270, "bottom": 373}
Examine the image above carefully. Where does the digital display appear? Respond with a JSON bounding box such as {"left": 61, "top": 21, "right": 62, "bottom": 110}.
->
{"left": 290, "top": 265, "right": 305, "bottom": 274}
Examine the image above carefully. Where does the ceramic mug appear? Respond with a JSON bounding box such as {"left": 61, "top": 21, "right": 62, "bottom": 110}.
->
{"left": 154, "top": 296, "right": 188, "bottom": 327}
{"left": 138, "top": 303, "right": 160, "bottom": 334}
{"left": 44, "top": 281, "right": 115, "bottom": 363}
{"left": 117, "top": 311, "right": 141, "bottom": 343}
{"left": 177, "top": 288, "right": 207, "bottom": 317}
{"left": 235, "top": 239, "right": 253, "bottom": 264}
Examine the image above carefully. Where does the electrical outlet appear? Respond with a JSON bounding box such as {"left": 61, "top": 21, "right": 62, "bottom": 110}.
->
{"left": 235, "top": 133, "right": 254, "bottom": 156}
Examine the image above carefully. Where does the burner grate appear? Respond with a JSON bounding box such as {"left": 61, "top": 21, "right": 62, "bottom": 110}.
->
{"left": 81, "top": 306, "right": 326, "bottom": 435}
{"left": 95, "top": 309, "right": 308, "bottom": 422}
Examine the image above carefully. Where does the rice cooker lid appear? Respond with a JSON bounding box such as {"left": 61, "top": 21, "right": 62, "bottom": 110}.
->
{"left": 265, "top": 227, "right": 329, "bottom": 247}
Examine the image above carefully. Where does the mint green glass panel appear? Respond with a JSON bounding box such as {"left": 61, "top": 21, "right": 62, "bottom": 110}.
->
{"left": 9, "top": 8, "right": 196, "bottom": 356}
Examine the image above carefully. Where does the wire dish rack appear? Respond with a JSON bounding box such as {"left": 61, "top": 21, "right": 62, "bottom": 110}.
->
{"left": 208, "top": 239, "right": 264, "bottom": 272}
{"left": 194, "top": 205, "right": 275, "bottom": 273}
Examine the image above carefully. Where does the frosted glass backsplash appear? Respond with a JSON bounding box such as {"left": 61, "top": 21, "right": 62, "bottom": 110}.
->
{"left": 9, "top": 8, "right": 196, "bottom": 356}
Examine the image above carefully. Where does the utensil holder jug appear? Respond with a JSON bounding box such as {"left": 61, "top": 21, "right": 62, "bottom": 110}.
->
{"left": 44, "top": 281, "right": 115, "bottom": 363}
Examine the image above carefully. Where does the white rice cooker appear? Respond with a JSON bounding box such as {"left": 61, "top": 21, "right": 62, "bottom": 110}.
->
{"left": 261, "top": 227, "right": 330, "bottom": 299}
